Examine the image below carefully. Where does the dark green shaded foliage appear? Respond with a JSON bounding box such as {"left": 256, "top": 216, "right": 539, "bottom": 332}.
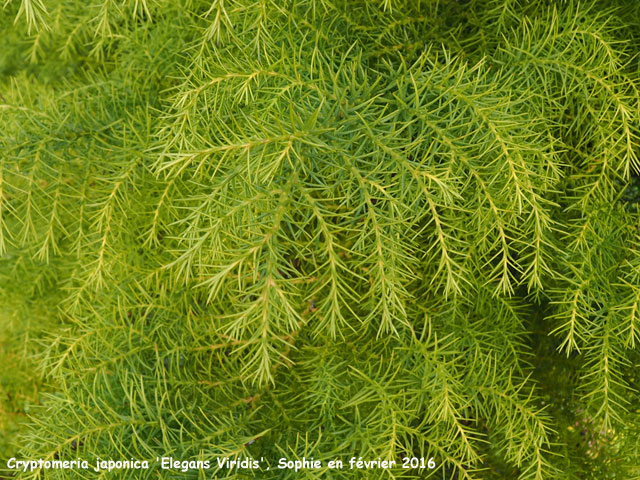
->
{"left": 0, "top": 0, "right": 639, "bottom": 478}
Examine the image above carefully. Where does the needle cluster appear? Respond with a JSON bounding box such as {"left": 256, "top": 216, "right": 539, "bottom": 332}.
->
{"left": 1, "top": 0, "right": 639, "bottom": 478}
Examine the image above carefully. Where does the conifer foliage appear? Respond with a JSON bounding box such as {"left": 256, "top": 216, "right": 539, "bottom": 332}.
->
{"left": 1, "top": 0, "right": 640, "bottom": 478}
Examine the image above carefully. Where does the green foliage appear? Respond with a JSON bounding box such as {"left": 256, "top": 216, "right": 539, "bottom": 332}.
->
{"left": 0, "top": 289, "right": 55, "bottom": 465}
{"left": 1, "top": 0, "right": 640, "bottom": 478}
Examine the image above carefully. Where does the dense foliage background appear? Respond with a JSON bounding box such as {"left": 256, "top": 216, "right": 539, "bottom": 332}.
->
{"left": 1, "top": 0, "right": 640, "bottom": 478}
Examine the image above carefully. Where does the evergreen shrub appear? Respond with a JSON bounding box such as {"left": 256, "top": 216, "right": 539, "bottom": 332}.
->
{"left": 1, "top": 0, "right": 640, "bottom": 478}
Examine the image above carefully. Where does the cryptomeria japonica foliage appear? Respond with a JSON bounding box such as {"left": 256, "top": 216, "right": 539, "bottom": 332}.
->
{"left": 1, "top": 0, "right": 640, "bottom": 478}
